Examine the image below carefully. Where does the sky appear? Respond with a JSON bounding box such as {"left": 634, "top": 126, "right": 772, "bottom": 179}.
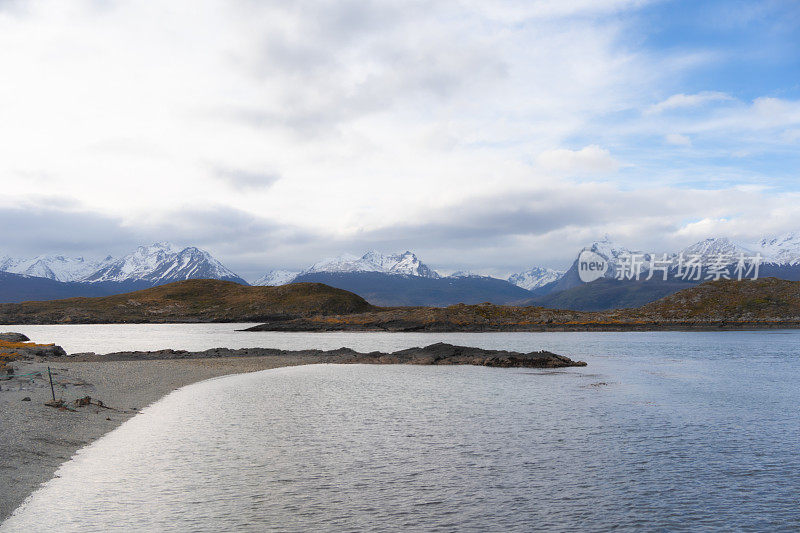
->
{"left": 0, "top": 0, "right": 799, "bottom": 279}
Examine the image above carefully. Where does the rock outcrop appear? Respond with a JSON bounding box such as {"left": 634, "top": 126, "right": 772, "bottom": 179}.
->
{"left": 68, "top": 343, "right": 587, "bottom": 369}
{"left": 0, "top": 332, "right": 29, "bottom": 342}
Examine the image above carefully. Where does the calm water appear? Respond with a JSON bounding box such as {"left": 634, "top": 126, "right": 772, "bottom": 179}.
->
{"left": 2, "top": 326, "right": 800, "bottom": 531}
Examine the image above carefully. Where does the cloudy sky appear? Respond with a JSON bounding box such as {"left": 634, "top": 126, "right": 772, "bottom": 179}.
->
{"left": 1, "top": 0, "right": 799, "bottom": 279}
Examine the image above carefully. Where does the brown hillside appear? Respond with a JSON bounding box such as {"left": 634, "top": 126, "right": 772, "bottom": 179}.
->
{"left": 0, "top": 279, "right": 373, "bottom": 324}
{"left": 625, "top": 277, "right": 800, "bottom": 321}
{"left": 247, "top": 278, "right": 800, "bottom": 331}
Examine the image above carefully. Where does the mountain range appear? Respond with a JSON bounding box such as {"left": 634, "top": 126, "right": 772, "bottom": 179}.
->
{"left": 249, "top": 251, "right": 531, "bottom": 306}
{"left": 0, "top": 243, "right": 246, "bottom": 303}
{"left": 2, "top": 233, "right": 800, "bottom": 308}
{"left": 0, "top": 243, "right": 245, "bottom": 285}
{"left": 248, "top": 234, "right": 800, "bottom": 308}
{"left": 521, "top": 234, "right": 800, "bottom": 310}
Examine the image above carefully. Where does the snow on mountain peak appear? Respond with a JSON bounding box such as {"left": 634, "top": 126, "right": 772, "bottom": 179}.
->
{"left": 304, "top": 253, "right": 366, "bottom": 274}
{"left": 508, "top": 266, "right": 565, "bottom": 290}
{"left": 83, "top": 243, "right": 242, "bottom": 283}
{"left": 679, "top": 237, "right": 753, "bottom": 259}
{"left": 386, "top": 251, "right": 439, "bottom": 278}
{"left": 252, "top": 270, "right": 300, "bottom": 286}
{"left": 0, "top": 254, "right": 105, "bottom": 282}
{"left": 448, "top": 270, "right": 490, "bottom": 279}
{"left": 757, "top": 232, "right": 800, "bottom": 265}
{"left": 586, "top": 236, "right": 632, "bottom": 261}
{"left": 302, "top": 251, "right": 439, "bottom": 278}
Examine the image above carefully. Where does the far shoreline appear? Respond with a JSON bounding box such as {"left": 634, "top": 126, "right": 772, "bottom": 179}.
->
{"left": 240, "top": 321, "right": 800, "bottom": 332}
{"left": 2, "top": 320, "right": 800, "bottom": 332}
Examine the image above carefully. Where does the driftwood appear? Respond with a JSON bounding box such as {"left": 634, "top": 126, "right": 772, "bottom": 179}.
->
{"left": 44, "top": 400, "right": 75, "bottom": 412}
{"left": 74, "top": 396, "right": 107, "bottom": 409}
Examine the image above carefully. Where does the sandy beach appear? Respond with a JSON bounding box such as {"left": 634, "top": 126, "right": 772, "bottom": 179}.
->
{"left": 0, "top": 353, "right": 331, "bottom": 521}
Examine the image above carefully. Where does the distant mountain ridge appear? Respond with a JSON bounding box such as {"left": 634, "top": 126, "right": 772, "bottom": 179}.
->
{"left": 252, "top": 251, "right": 439, "bottom": 286}
{"left": 0, "top": 271, "right": 153, "bottom": 303}
{"left": 0, "top": 243, "right": 247, "bottom": 302}
{"left": 83, "top": 243, "right": 245, "bottom": 284}
{"left": 0, "top": 255, "right": 106, "bottom": 282}
{"left": 0, "top": 243, "right": 246, "bottom": 286}
{"left": 253, "top": 270, "right": 301, "bottom": 287}
{"left": 508, "top": 232, "right": 800, "bottom": 294}
{"left": 508, "top": 266, "right": 565, "bottom": 290}
{"left": 291, "top": 271, "right": 534, "bottom": 306}
{"left": 251, "top": 250, "right": 531, "bottom": 306}
{"left": 3, "top": 232, "right": 800, "bottom": 308}
{"left": 520, "top": 234, "right": 800, "bottom": 311}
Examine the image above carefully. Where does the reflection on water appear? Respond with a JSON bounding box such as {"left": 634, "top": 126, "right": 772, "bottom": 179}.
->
{"left": 3, "top": 329, "right": 800, "bottom": 531}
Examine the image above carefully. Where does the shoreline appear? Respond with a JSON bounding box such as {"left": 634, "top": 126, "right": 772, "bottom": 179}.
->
{"left": 3, "top": 320, "right": 800, "bottom": 332}
{"left": 0, "top": 354, "right": 333, "bottom": 522}
{"left": 241, "top": 321, "right": 800, "bottom": 332}
{"left": 1, "top": 343, "right": 585, "bottom": 522}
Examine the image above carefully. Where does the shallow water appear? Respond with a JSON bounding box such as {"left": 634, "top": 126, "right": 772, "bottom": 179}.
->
{"left": 2, "top": 327, "right": 800, "bottom": 531}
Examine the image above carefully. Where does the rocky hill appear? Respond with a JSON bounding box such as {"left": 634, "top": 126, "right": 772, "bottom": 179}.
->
{"left": 528, "top": 278, "right": 696, "bottom": 311}
{"left": 0, "top": 279, "right": 372, "bottom": 324}
{"left": 627, "top": 277, "right": 800, "bottom": 321}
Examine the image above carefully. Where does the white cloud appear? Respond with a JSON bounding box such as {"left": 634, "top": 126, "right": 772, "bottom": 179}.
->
{"left": 536, "top": 145, "right": 620, "bottom": 175}
{"left": 456, "top": 0, "right": 653, "bottom": 22}
{"left": 646, "top": 91, "right": 733, "bottom": 114}
{"left": 0, "top": 0, "right": 650, "bottom": 236}
{"left": 665, "top": 133, "right": 691, "bottom": 146}
{"left": 671, "top": 97, "right": 800, "bottom": 135}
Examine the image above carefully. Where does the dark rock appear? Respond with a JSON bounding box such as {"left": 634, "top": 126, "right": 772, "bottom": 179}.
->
{"left": 75, "top": 342, "right": 587, "bottom": 369}
{"left": 387, "top": 343, "right": 587, "bottom": 368}
{"left": 0, "top": 332, "right": 29, "bottom": 342}
{"left": 21, "top": 397, "right": 30, "bottom": 401}
{"left": 14, "top": 344, "right": 67, "bottom": 359}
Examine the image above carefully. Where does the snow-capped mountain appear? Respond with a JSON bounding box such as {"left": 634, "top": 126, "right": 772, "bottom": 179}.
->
{"left": 508, "top": 266, "right": 565, "bottom": 290}
{"left": 0, "top": 243, "right": 247, "bottom": 287}
{"left": 586, "top": 235, "right": 639, "bottom": 272}
{"left": 677, "top": 237, "right": 754, "bottom": 262}
{"left": 756, "top": 232, "right": 800, "bottom": 265}
{"left": 82, "top": 243, "right": 245, "bottom": 284}
{"left": 0, "top": 255, "right": 106, "bottom": 282}
{"left": 576, "top": 236, "right": 755, "bottom": 280}
{"left": 252, "top": 270, "right": 301, "bottom": 286}
{"left": 252, "top": 251, "right": 440, "bottom": 288}
{"left": 447, "top": 270, "right": 487, "bottom": 279}
{"left": 302, "top": 251, "right": 439, "bottom": 279}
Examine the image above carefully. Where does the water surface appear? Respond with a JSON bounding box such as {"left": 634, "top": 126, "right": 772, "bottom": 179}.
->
{"left": 2, "top": 327, "right": 799, "bottom": 531}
